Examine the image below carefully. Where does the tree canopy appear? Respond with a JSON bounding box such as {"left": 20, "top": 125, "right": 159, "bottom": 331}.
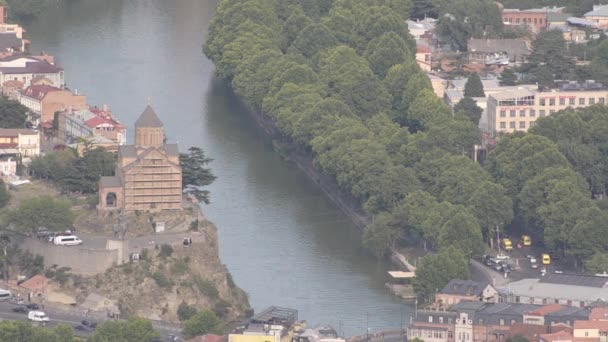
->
{"left": 7, "top": 196, "right": 74, "bottom": 233}
{"left": 0, "top": 97, "right": 28, "bottom": 128}
{"left": 88, "top": 318, "right": 161, "bottom": 342}
{"left": 180, "top": 147, "right": 217, "bottom": 204}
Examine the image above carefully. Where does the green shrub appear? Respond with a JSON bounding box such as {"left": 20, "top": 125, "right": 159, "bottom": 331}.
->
{"left": 194, "top": 276, "right": 219, "bottom": 300}
{"left": 213, "top": 300, "right": 231, "bottom": 318}
{"left": 159, "top": 244, "right": 174, "bottom": 258}
{"left": 152, "top": 271, "right": 172, "bottom": 289}
{"left": 171, "top": 259, "right": 188, "bottom": 276}
{"left": 226, "top": 272, "right": 236, "bottom": 289}
{"left": 177, "top": 302, "right": 198, "bottom": 321}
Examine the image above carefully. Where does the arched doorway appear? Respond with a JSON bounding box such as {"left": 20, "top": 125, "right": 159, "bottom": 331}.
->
{"left": 106, "top": 192, "right": 117, "bottom": 207}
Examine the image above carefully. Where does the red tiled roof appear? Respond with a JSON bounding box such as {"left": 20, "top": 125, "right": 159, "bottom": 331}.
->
{"left": 574, "top": 320, "right": 608, "bottom": 331}
{"left": 19, "top": 275, "right": 49, "bottom": 291}
{"left": 3, "top": 79, "right": 22, "bottom": 87}
{"left": 22, "top": 85, "right": 62, "bottom": 100}
{"left": 85, "top": 115, "right": 125, "bottom": 130}
{"left": 540, "top": 330, "right": 573, "bottom": 342}
{"left": 417, "top": 44, "right": 432, "bottom": 53}
{"left": 590, "top": 307, "right": 608, "bottom": 321}
{"left": 531, "top": 304, "right": 564, "bottom": 316}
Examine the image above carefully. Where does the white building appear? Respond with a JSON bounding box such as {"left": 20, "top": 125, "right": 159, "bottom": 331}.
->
{"left": 0, "top": 56, "right": 64, "bottom": 88}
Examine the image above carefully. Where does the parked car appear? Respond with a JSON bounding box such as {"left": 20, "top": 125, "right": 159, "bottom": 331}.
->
{"left": 0, "top": 289, "right": 11, "bottom": 301}
{"left": 74, "top": 325, "right": 90, "bottom": 331}
{"left": 553, "top": 269, "right": 564, "bottom": 274}
{"left": 36, "top": 227, "right": 51, "bottom": 239}
{"left": 484, "top": 255, "right": 496, "bottom": 266}
{"left": 541, "top": 267, "right": 547, "bottom": 276}
{"left": 12, "top": 306, "right": 28, "bottom": 314}
{"left": 542, "top": 253, "right": 551, "bottom": 265}
{"left": 522, "top": 235, "right": 532, "bottom": 246}
{"left": 502, "top": 238, "right": 513, "bottom": 251}
{"left": 25, "top": 303, "right": 39, "bottom": 310}
{"left": 28, "top": 310, "right": 49, "bottom": 324}
{"left": 495, "top": 253, "right": 510, "bottom": 261}
{"left": 53, "top": 235, "right": 83, "bottom": 246}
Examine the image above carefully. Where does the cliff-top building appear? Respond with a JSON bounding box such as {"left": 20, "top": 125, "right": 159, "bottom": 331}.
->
{"left": 98, "top": 106, "right": 182, "bottom": 212}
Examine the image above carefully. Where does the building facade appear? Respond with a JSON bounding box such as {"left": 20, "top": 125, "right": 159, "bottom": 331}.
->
{"left": 0, "top": 56, "right": 64, "bottom": 89}
{"left": 487, "top": 81, "right": 608, "bottom": 135}
{"left": 0, "top": 128, "right": 40, "bottom": 157}
{"left": 98, "top": 106, "right": 182, "bottom": 212}
{"left": 19, "top": 85, "right": 87, "bottom": 124}
{"left": 585, "top": 5, "right": 608, "bottom": 28}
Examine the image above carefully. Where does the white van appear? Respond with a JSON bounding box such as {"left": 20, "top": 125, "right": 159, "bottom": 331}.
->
{"left": 53, "top": 235, "right": 83, "bottom": 246}
{"left": 0, "top": 289, "right": 11, "bottom": 301}
{"left": 28, "top": 310, "right": 49, "bottom": 323}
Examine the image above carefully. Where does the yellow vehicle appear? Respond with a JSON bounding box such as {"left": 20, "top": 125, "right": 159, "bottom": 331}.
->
{"left": 502, "top": 238, "right": 513, "bottom": 251}
{"left": 522, "top": 235, "right": 532, "bottom": 246}
{"left": 542, "top": 253, "right": 551, "bottom": 265}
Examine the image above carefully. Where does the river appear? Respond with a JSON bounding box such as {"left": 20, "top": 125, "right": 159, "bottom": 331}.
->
{"left": 24, "top": 0, "right": 412, "bottom": 335}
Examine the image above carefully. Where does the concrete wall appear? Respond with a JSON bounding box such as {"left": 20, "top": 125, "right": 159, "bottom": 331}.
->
{"left": 20, "top": 238, "right": 126, "bottom": 276}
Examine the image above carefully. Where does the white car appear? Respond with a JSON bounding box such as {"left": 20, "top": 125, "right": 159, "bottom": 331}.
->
{"left": 495, "top": 253, "right": 510, "bottom": 261}
{"left": 28, "top": 310, "right": 49, "bottom": 323}
{"left": 529, "top": 256, "right": 537, "bottom": 263}
{"left": 53, "top": 235, "right": 83, "bottom": 246}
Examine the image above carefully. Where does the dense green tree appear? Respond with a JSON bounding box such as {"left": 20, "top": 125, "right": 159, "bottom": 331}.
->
{"left": 353, "top": 5, "right": 409, "bottom": 50}
{"left": 180, "top": 147, "right": 217, "bottom": 204}
{"left": 410, "top": 0, "right": 439, "bottom": 19}
{"left": 499, "top": 68, "right": 517, "bottom": 86}
{"left": 7, "top": 196, "right": 74, "bottom": 233}
{"left": 506, "top": 336, "right": 531, "bottom": 342}
{"left": 407, "top": 89, "right": 452, "bottom": 130}
{"left": 88, "top": 318, "right": 161, "bottom": 342}
{"left": 568, "top": 206, "right": 608, "bottom": 263}
{"left": 292, "top": 98, "right": 354, "bottom": 145}
{"left": 0, "top": 179, "right": 9, "bottom": 209}
{"left": 436, "top": 0, "right": 503, "bottom": 51}
{"left": 0, "top": 321, "right": 77, "bottom": 342}
{"left": 453, "top": 97, "right": 482, "bottom": 125}
{"left": 364, "top": 165, "right": 421, "bottom": 213}
{"left": 232, "top": 49, "right": 285, "bottom": 111}
{"left": 364, "top": 32, "right": 412, "bottom": 78}
{"left": 177, "top": 302, "right": 198, "bottom": 321}
{"left": 522, "top": 29, "right": 574, "bottom": 86}
{"left": 384, "top": 62, "right": 418, "bottom": 114}
{"left": 412, "top": 247, "right": 469, "bottom": 302}
{"left": 321, "top": 7, "right": 356, "bottom": 44}
{"left": 468, "top": 181, "right": 514, "bottom": 241}
{"left": 283, "top": 9, "right": 313, "bottom": 47}
{"left": 183, "top": 310, "right": 222, "bottom": 339}
{"left": 363, "top": 211, "right": 400, "bottom": 258}
{"left": 438, "top": 211, "right": 485, "bottom": 258}
{"left": 463, "top": 73, "right": 485, "bottom": 97}
{"left": 291, "top": 23, "right": 338, "bottom": 58}
{"left": 585, "top": 252, "right": 608, "bottom": 274}
{"left": 398, "top": 71, "right": 432, "bottom": 124}
{"left": 394, "top": 190, "right": 443, "bottom": 249}
{"left": 0, "top": 97, "right": 28, "bottom": 128}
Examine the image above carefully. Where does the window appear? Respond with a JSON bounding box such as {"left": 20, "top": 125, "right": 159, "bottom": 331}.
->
{"left": 519, "top": 122, "right": 526, "bottom": 129}
{"left": 429, "top": 316, "right": 433, "bottom": 323}
{"left": 534, "top": 18, "right": 537, "bottom": 24}
{"left": 580, "top": 97, "right": 586, "bottom": 105}
{"left": 530, "top": 109, "right": 536, "bottom": 117}
{"left": 569, "top": 98, "right": 575, "bottom": 105}
{"left": 586, "top": 332, "right": 589, "bottom": 337}
{"left": 549, "top": 98, "right": 555, "bottom": 106}
{"left": 550, "top": 110, "right": 556, "bottom": 114}
{"left": 439, "top": 317, "right": 444, "bottom": 324}
{"left": 510, "top": 110, "right": 516, "bottom": 117}
{"left": 555, "top": 299, "right": 559, "bottom": 304}
{"left": 511, "top": 320, "right": 516, "bottom": 325}
{"left": 520, "top": 110, "right": 526, "bottom": 117}
{"left": 543, "top": 298, "right": 548, "bottom": 304}
{"left": 516, "top": 18, "right": 520, "bottom": 23}
{"left": 448, "top": 318, "right": 453, "bottom": 324}
{"left": 601, "top": 98, "right": 605, "bottom": 105}
{"left": 590, "top": 98, "right": 596, "bottom": 105}
{"left": 559, "top": 98, "right": 565, "bottom": 105}
{"left": 500, "top": 110, "right": 506, "bottom": 117}
{"left": 540, "top": 98, "right": 546, "bottom": 106}
{"left": 515, "top": 296, "right": 520, "bottom": 303}
{"left": 510, "top": 122, "right": 516, "bottom": 129}
{"left": 500, "top": 319, "right": 505, "bottom": 326}
{"left": 540, "top": 110, "right": 546, "bottom": 117}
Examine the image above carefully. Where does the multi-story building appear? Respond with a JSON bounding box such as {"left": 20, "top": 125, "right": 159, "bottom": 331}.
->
{"left": 0, "top": 56, "right": 64, "bottom": 88}
{"left": 0, "top": 128, "right": 40, "bottom": 158}
{"left": 409, "top": 301, "right": 590, "bottom": 342}
{"left": 98, "top": 106, "right": 182, "bottom": 212}
{"left": 501, "top": 7, "right": 565, "bottom": 33}
{"left": 585, "top": 5, "right": 608, "bottom": 28}
{"left": 467, "top": 39, "right": 531, "bottom": 66}
{"left": 19, "top": 85, "right": 87, "bottom": 124}
{"left": 487, "top": 81, "right": 608, "bottom": 135}
{"left": 436, "top": 280, "right": 498, "bottom": 307}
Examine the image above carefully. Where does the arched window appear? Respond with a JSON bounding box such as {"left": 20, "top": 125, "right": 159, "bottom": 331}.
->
{"left": 106, "top": 192, "right": 117, "bottom": 207}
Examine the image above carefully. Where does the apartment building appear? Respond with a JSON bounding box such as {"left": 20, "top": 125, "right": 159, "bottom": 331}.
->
{"left": 0, "top": 128, "right": 40, "bottom": 157}
{"left": 487, "top": 81, "right": 608, "bottom": 135}
{"left": 19, "top": 85, "right": 87, "bottom": 124}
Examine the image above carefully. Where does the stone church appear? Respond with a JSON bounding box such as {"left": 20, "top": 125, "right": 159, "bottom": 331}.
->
{"left": 98, "top": 106, "right": 182, "bottom": 212}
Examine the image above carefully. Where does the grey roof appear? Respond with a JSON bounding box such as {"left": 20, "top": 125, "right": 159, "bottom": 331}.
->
{"left": 567, "top": 17, "right": 597, "bottom": 27}
{"left": 547, "top": 12, "right": 571, "bottom": 22}
{"left": 0, "top": 61, "right": 62, "bottom": 74}
{"left": 441, "top": 279, "right": 489, "bottom": 296}
{"left": 99, "top": 176, "right": 121, "bottom": 188}
{"left": 546, "top": 306, "right": 590, "bottom": 320}
{"left": 540, "top": 273, "right": 608, "bottom": 288}
{"left": 413, "top": 310, "right": 458, "bottom": 324}
{"left": 135, "top": 105, "right": 163, "bottom": 128}
{"left": 502, "top": 278, "right": 608, "bottom": 303}
{"left": 453, "top": 302, "right": 540, "bottom": 325}
{"left": 0, "top": 33, "right": 22, "bottom": 52}
{"left": 467, "top": 39, "right": 531, "bottom": 60}
{"left": 164, "top": 143, "right": 179, "bottom": 157}
{"left": 585, "top": 5, "right": 608, "bottom": 17}
{"left": 118, "top": 145, "right": 137, "bottom": 158}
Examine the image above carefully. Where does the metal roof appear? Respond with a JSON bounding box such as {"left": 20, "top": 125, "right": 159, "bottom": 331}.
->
{"left": 441, "top": 279, "right": 489, "bottom": 296}
{"left": 249, "top": 306, "right": 298, "bottom": 327}
{"left": 540, "top": 273, "right": 608, "bottom": 288}
{"left": 503, "top": 278, "right": 608, "bottom": 303}
{"left": 489, "top": 89, "right": 536, "bottom": 101}
{"left": 585, "top": 5, "right": 608, "bottom": 17}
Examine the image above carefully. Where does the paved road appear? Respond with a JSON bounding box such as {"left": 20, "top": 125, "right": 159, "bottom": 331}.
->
{"left": 0, "top": 301, "right": 184, "bottom": 340}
